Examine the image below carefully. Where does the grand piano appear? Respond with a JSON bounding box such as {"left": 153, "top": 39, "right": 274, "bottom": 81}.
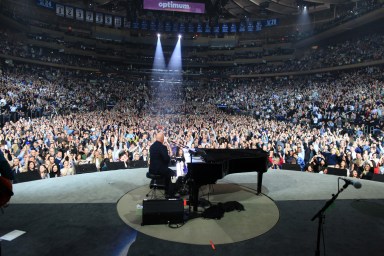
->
{"left": 185, "top": 148, "right": 269, "bottom": 211}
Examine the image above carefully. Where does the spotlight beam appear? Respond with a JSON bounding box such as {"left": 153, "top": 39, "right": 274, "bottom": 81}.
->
{"left": 168, "top": 37, "right": 182, "bottom": 75}
{"left": 153, "top": 36, "right": 166, "bottom": 71}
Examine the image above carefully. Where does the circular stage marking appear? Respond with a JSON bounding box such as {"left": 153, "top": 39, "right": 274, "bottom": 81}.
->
{"left": 117, "top": 183, "right": 279, "bottom": 245}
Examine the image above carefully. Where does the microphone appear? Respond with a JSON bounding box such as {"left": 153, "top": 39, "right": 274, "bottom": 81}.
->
{"left": 339, "top": 178, "right": 362, "bottom": 189}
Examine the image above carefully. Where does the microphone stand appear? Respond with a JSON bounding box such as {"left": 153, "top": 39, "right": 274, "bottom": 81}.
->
{"left": 170, "top": 140, "right": 204, "bottom": 216}
{"left": 310, "top": 182, "right": 350, "bottom": 256}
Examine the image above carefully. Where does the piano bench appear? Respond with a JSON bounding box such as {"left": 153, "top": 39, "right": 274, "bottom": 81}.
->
{"left": 146, "top": 172, "right": 165, "bottom": 199}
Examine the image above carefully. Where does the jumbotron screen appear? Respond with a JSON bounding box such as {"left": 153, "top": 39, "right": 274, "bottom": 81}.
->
{"left": 143, "top": 0, "right": 205, "bottom": 14}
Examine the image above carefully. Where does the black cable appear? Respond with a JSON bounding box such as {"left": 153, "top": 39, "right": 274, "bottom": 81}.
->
{"left": 168, "top": 222, "right": 185, "bottom": 229}
{"left": 207, "top": 184, "right": 215, "bottom": 202}
{"left": 207, "top": 185, "right": 209, "bottom": 202}
{"left": 322, "top": 215, "right": 326, "bottom": 256}
{"left": 337, "top": 177, "right": 341, "bottom": 192}
{"left": 210, "top": 184, "right": 215, "bottom": 194}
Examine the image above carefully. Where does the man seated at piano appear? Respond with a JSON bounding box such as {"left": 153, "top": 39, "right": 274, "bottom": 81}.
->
{"left": 148, "top": 132, "right": 176, "bottom": 198}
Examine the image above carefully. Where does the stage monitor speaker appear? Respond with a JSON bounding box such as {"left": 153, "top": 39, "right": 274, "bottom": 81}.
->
{"left": 75, "top": 164, "right": 98, "bottom": 174}
{"left": 327, "top": 167, "right": 347, "bottom": 177}
{"left": 128, "top": 160, "right": 148, "bottom": 169}
{"left": 372, "top": 174, "right": 384, "bottom": 183}
{"left": 105, "top": 161, "right": 127, "bottom": 171}
{"left": 282, "top": 163, "right": 301, "bottom": 171}
{"left": 142, "top": 199, "right": 184, "bottom": 226}
{"left": 14, "top": 171, "right": 41, "bottom": 183}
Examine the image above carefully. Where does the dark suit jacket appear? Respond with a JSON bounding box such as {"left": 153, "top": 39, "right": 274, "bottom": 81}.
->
{"left": 304, "top": 148, "right": 316, "bottom": 164}
{"left": 149, "top": 141, "right": 170, "bottom": 174}
{"left": 0, "top": 151, "right": 14, "bottom": 180}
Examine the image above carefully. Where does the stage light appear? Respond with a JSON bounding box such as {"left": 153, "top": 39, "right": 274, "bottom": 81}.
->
{"left": 178, "top": 34, "right": 182, "bottom": 39}
{"left": 157, "top": 33, "right": 160, "bottom": 37}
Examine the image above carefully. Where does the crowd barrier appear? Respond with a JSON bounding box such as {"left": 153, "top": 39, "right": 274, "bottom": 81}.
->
{"left": 14, "top": 160, "right": 149, "bottom": 183}
{"left": 13, "top": 161, "right": 384, "bottom": 184}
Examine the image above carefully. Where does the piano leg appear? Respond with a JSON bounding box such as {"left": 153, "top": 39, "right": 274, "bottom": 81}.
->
{"left": 187, "top": 179, "right": 200, "bottom": 213}
{"left": 257, "top": 172, "right": 263, "bottom": 195}
{"left": 191, "top": 186, "right": 199, "bottom": 212}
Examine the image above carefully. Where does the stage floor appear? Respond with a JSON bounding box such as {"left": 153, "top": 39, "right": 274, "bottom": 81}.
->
{"left": 1, "top": 168, "right": 384, "bottom": 256}
{"left": 117, "top": 183, "right": 279, "bottom": 245}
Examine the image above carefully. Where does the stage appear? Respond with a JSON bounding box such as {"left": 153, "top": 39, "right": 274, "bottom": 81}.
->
{"left": 1, "top": 168, "right": 383, "bottom": 256}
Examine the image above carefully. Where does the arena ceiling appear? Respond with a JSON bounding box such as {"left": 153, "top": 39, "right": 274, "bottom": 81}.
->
{"left": 59, "top": 0, "right": 354, "bottom": 18}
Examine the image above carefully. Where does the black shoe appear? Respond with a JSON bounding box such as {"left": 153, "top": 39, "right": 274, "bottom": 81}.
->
{"left": 165, "top": 193, "right": 180, "bottom": 199}
{"left": 178, "top": 187, "right": 189, "bottom": 196}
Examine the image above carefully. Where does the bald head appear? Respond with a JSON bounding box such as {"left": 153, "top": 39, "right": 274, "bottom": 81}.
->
{"left": 156, "top": 132, "right": 165, "bottom": 144}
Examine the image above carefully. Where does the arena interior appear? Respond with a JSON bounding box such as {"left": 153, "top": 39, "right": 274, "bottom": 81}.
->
{"left": 0, "top": 0, "right": 384, "bottom": 256}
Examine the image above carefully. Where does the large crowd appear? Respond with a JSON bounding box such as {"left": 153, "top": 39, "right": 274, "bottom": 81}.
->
{"left": 0, "top": 29, "right": 204, "bottom": 73}
{"left": 1, "top": 27, "right": 384, "bottom": 76}
{"left": 0, "top": 59, "right": 383, "bottom": 182}
{"left": 1, "top": 6, "right": 384, "bottom": 182}
{"left": 226, "top": 33, "right": 384, "bottom": 75}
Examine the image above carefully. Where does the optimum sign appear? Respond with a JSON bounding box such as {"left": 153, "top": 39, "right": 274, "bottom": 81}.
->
{"left": 144, "top": 0, "right": 205, "bottom": 14}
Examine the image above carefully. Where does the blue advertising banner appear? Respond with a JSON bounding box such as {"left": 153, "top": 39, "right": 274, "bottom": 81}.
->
{"left": 255, "top": 21, "right": 262, "bottom": 32}
{"left": 204, "top": 23, "right": 211, "bottom": 33}
{"left": 196, "top": 23, "right": 203, "bottom": 33}
{"left": 188, "top": 23, "right": 194, "bottom": 33}
{"left": 179, "top": 23, "right": 185, "bottom": 33}
{"left": 239, "top": 22, "right": 246, "bottom": 32}
{"left": 213, "top": 24, "right": 220, "bottom": 34}
{"left": 150, "top": 20, "right": 157, "bottom": 31}
{"left": 164, "top": 21, "right": 172, "bottom": 32}
{"left": 141, "top": 20, "right": 148, "bottom": 30}
{"left": 230, "top": 23, "right": 237, "bottom": 33}
{"left": 36, "top": 0, "right": 55, "bottom": 9}
{"left": 221, "top": 23, "right": 228, "bottom": 33}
